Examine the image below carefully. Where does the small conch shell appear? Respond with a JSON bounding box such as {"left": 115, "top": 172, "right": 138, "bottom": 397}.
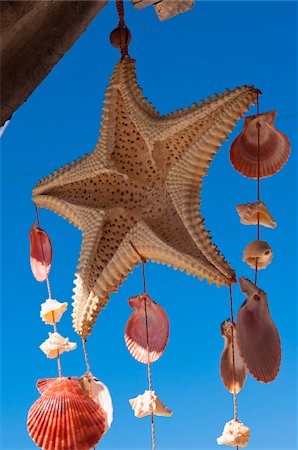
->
{"left": 125, "top": 293, "right": 169, "bottom": 364}
{"left": 237, "top": 277, "right": 281, "bottom": 383}
{"left": 230, "top": 111, "right": 290, "bottom": 178}
{"left": 236, "top": 200, "right": 277, "bottom": 228}
{"left": 27, "top": 377, "right": 106, "bottom": 450}
{"left": 217, "top": 418, "right": 250, "bottom": 447}
{"left": 220, "top": 319, "right": 247, "bottom": 394}
{"left": 243, "top": 240, "right": 272, "bottom": 269}
{"left": 39, "top": 332, "right": 76, "bottom": 358}
{"left": 129, "top": 390, "right": 173, "bottom": 418}
{"left": 30, "top": 222, "right": 52, "bottom": 282}
{"left": 79, "top": 371, "right": 113, "bottom": 433}
{"left": 40, "top": 299, "right": 68, "bottom": 325}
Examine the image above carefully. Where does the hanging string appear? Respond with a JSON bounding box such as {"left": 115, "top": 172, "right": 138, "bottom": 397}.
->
{"left": 229, "top": 284, "right": 239, "bottom": 450}
{"left": 82, "top": 337, "right": 91, "bottom": 374}
{"left": 35, "top": 205, "right": 62, "bottom": 378}
{"left": 255, "top": 94, "right": 261, "bottom": 285}
{"left": 115, "top": 0, "right": 130, "bottom": 59}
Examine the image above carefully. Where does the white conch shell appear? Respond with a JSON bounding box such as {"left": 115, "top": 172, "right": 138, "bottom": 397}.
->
{"left": 39, "top": 332, "right": 76, "bottom": 358}
{"left": 129, "top": 390, "right": 173, "bottom": 418}
{"left": 217, "top": 419, "right": 250, "bottom": 447}
{"left": 40, "top": 299, "right": 68, "bottom": 325}
{"left": 243, "top": 240, "right": 272, "bottom": 269}
{"left": 220, "top": 319, "right": 247, "bottom": 394}
{"left": 79, "top": 371, "right": 113, "bottom": 433}
{"left": 236, "top": 200, "right": 277, "bottom": 228}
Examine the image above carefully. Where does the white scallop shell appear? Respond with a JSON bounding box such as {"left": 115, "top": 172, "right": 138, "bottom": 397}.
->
{"left": 40, "top": 299, "right": 68, "bottom": 325}
{"left": 217, "top": 418, "right": 250, "bottom": 447}
{"left": 79, "top": 371, "right": 113, "bottom": 433}
{"left": 129, "top": 390, "right": 173, "bottom": 418}
{"left": 39, "top": 332, "right": 76, "bottom": 358}
{"left": 243, "top": 240, "right": 272, "bottom": 269}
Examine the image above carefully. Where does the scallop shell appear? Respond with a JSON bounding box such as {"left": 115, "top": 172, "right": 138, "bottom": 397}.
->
{"left": 243, "top": 240, "right": 272, "bottom": 269}
{"left": 40, "top": 299, "right": 68, "bottom": 325}
{"left": 129, "top": 390, "right": 173, "bottom": 418}
{"left": 27, "top": 377, "right": 106, "bottom": 450}
{"left": 236, "top": 200, "right": 277, "bottom": 228}
{"left": 236, "top": 277, "right": 281, "bottom": 383}
{"left": 220, "top": 319, "right": 247, "bottom": 394}
{"left": 30, "top": 222, "right": 52, "bottom": 282}
{"left": 230, "top": 111, "right": 290, "bottom": 178}
{"left": 125, "top": 293, "right": 169, "bottom": 363}
{"left": 79, "top": 371, "right": 113, "bottom": 433}
{"left": 217, "top": 418, "right": 250, "bottom": 447}
{"left": 39, "top": 332, "right": 77, "bottom": 359}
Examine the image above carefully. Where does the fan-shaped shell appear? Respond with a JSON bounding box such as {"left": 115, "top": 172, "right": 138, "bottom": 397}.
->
{"left": 217, "top": 419, "right": 250, "bottom": 447}
{"left": 40, "top": 299, "right": 68, "bottom": 325}
{"left": 79, "top": 372, "right": 113, "bottom": 433}
{"left": 125, "top": 294, "right": 169, "bottom": 363}
{"left": 230, "top": 111, "right": 290, "bottom": 178}
{"left": 30, "top": 222, "right": 52, "bottom": 282}
{"left": 220, "top": 319, "right": 247, "bottom": 394}
{"left": 27, "top": 377, "right": 106, "bottom": 450}
{"left": 129, "top": 390, "right": 173, "bottom": 418}
{"left": 243, "top": 240, "right": 272, "bottom": 269}
{"left": 236, "top": 200, "right": 277, "bottom": 228}
{"left": 236, "top": 277, "right": 281, "bottom": 383}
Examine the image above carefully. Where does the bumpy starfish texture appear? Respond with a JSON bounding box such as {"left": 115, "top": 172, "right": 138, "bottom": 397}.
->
{"left": 33, "top": 57, "right": 259, "bottom": 337}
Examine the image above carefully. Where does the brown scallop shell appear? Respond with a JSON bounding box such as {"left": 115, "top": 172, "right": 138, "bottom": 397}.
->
{"left": 125, "top": 293, "right": 169, "bottom": 364}
{"left": 220, "top": 319, "right": 247, "bottom": 394}
{"left": 230, "top": 111, "right": 290, "bottom": 178}
{"left": 236, "top": 277, "right": 281, "bottom": 383}
{"left": 30, "top": 222, "right": 52, "bottom": 282}
{"left": 27, "top": 377, "right": 106, "bottom": 450}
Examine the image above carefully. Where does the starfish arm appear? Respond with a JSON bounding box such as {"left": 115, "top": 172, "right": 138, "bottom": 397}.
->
{"left": 164, "top": 87, "right": 259, "bottom": 277}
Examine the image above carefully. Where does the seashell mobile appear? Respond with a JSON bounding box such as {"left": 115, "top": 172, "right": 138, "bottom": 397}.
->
{"left": 27, "top": 1, "right": 290, "bottom": 449}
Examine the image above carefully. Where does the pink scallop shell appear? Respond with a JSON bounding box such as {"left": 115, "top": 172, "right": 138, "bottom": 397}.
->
{"left": 236, "top": 277, "right": 281, "bottom": 383}
{"left": 125, "top": 294, "right": 169, "bottom": 364}
{"left": 30, "top": 222, "right": 52, "bottom": 282}
{"left": 27, "top": 377, "right": 106, "bottom": 450}
{"left": 230, "top": 111, "right": 290, "bottom": 178}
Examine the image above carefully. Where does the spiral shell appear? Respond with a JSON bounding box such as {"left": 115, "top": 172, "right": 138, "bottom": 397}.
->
{"left": 30, "top": 222, "right": 52, "bottom": 282}
{"left": 236, "top": 200, "right": 277, "bottom": 228}
{"left": 27, "top": 377, "right": 106, "bottom": 450}
{"left": 129, "top": 390, "right": 173, "bottom": 418}
{"left": 217, "top": 419, "right": 250, "bottom": 447}
{"left": 125, "top": 293, "right": 169, "bottom": 363}
{"left": 243, "top": 240, "right": 272, "bottom": 269}
{"left": 230, "top": 111, "right": 290, "bottom": 178}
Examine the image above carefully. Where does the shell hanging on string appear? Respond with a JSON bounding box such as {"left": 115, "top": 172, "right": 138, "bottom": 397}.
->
{"left": 129, "top": 390, "right": 173, "bottom": 418}
{"left": 30, "top": 222, "right": 52, "bottom": 282}
{"left": 125, "top": 293, "right": 169, "bottom": 363}
{"left": 220, "top": 319, "right": 247, "bottom": 394}
{"left": 230, "top": 111, "right": 290, "bottom": 178}
{"left": 79, "top": 371, "right": 113, "bottom": 433}
{"left": 39, "top": 332, "right": 77, "bottom": 358}
{"left": 217, "top": 418, "right": 250, "bottom": 447}
{"left": 236, "top": 277, "right": 281, "bottom": 383}
{"left": 243, "top": 240, "right": 273, "bottom": 269}
{"left": 40, "top": 299, "right": 68, "bottom": 325}
{"left": 236, "top": 200, "right": 277, "bottom": 228}
{"left": 27, "top": 377, "right": 106, "bottom": 450}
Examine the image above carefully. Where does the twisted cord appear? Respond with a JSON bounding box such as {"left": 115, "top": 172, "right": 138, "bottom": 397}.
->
{"left": 229, "top": 285, "right": 239, "bottom": 450}
{"left": 255, "top": 94, "right": 261, "bottom": 285}
{"left": 116, "top": 0, "right": 129, "bottom": 58}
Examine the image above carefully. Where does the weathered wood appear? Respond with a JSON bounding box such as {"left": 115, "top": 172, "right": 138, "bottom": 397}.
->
{"left": 0, "top": 0, "right": 108, "bottom": 125}
{"left": 131, "top": 0, "right": 194, "bottom": 20}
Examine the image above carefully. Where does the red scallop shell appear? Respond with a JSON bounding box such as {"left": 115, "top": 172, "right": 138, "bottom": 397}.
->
{"left": 236, "top": 277, "right": 281, "bottom": 383}
{"left": 230, "top": 111, "right": 290, "bottom": 178}
{"left": 27, "top": 377, "right": 106, "bottom": 450}
{"left": 30, "top": 222, "right": 52, "bottom": 282}
{"left": 125, "top": 294, "right": 169, "bottom": 364}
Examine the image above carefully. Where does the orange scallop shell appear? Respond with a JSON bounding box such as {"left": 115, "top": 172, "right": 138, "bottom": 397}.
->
{"left": 27, "top": 377, "right": 106, "bottom": 450}
{"left": 30, "top": 222, "right": 52, "bottom": 282}
{"left": 125, "top": 294, "right": 169, "bottom": 364}
{"left": 230, "top": 111, "right": 290, "bottom": 178}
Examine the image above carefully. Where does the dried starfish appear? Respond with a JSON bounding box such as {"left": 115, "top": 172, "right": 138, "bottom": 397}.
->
{"left": 33, "top": 57, "right": 259, "bottom": 337}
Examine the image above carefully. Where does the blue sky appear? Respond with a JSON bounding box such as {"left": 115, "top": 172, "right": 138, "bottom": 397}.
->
{"left": 1, "top": 1, "right": 297, "bottom": 449}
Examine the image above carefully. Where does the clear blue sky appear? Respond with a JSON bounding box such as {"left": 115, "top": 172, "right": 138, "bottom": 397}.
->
{"left": 1, "top": 2, "right": 297, "bottom": 449}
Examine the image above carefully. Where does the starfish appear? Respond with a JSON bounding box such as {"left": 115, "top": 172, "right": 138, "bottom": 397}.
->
{"left": 33, "top": 57, "right": 259, "bottom": 337}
